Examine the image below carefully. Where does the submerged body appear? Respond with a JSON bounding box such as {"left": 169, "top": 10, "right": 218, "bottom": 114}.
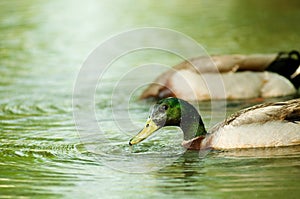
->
{"left": 129, "top": 98, "right": 300, "bottom": 150}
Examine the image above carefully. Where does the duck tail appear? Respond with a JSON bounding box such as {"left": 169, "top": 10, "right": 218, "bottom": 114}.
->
{"left": 266, "top": 50, "right": 300, "bottom": 88}
{"left": 291, "top": 74, "right": 300, "bottom": 89}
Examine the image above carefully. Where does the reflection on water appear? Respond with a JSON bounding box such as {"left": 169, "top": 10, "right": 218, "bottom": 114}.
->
{"left": 0, "top": 0, "right": 300, "bottom": 198}
{"left": 155, "top": 148, "right": 300, "bottom": 198}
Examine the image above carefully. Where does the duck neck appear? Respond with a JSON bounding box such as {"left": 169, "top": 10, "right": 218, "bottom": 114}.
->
{"left": 181, "top": 117, "right": 207, "bottom": 141}
{"left": 179, "top": 102, "right": 207, "bottom": 141}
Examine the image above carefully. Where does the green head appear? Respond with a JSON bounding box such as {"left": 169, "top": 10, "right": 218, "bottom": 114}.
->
{"left": 129, "top": 97, "right": 207, "bottom": 145}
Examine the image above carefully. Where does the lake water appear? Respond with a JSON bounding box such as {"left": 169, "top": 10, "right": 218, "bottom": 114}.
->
{"left": 1, "top": 0, "right": 300, "bottom": 198}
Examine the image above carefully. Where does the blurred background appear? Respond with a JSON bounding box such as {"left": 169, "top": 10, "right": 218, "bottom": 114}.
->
{"left": 0, "top": 0, "right": 300, "bottom": 198}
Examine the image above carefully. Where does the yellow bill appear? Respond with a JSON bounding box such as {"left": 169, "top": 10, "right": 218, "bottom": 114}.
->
{"left": 129, "top": 118, "right": 160, "bottom": 145}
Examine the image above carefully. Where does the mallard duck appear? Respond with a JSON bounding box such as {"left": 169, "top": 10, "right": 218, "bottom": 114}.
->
{"left": 129, "top": 97, "right": 300, "bottom": 150}
{"left": 140, "top": 51, "right": 300, "bottom": 101}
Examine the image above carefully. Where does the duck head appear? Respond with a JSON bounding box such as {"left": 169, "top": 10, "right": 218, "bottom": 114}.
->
{"left": 129, "top": 97, "right": 207, "bottom": 146}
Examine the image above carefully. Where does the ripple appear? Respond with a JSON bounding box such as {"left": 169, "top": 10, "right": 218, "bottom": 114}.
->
{"left": 0, "top": 142, "right": 80, "bottom": 158}
{"left": 0, "top": 100, "right": 71, "bottom": 117}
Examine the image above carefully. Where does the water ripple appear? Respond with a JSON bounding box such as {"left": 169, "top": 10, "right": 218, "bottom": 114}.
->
{"left": 0, "top": 100, "right": 71, "bottom": 116}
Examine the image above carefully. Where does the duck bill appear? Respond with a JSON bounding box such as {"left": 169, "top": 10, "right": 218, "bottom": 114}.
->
{"left": 129, "top": 119, "right": 160, "bottom": 145}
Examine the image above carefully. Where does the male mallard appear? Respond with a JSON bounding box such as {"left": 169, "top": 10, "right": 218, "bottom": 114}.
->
{"left": 129, "top": 97, "right": 300, "bottom": 150}
{"left": 140, "top": 51, "right": 300, "bottom": 101}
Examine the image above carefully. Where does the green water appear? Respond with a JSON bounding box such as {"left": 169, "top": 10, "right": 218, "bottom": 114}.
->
{"left": 1, "top": 0, "right": 300, "bottom": 198}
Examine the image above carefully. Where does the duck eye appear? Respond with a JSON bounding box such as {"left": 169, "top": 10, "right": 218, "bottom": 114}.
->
{"left": 146, "top": 124, "right": 149, "bottom": 127}
{"left": 162, "top": 105, "right": 168, "bottom": 110}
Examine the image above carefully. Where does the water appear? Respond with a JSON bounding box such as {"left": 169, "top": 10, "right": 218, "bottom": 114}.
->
{"left": 1, "top": 0, "right": 300, "bottom": 198}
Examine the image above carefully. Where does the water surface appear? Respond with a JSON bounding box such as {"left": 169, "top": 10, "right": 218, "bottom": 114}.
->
{"left": 1, "top": 0, "right": 300, "bottom": 198}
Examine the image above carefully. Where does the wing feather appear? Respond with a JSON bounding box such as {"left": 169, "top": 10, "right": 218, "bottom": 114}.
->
{"left": 212, "top": 99, "right": 300, "bottom": 131}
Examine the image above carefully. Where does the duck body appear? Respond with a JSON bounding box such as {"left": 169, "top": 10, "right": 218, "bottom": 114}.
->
{"left": 166, "top": 70, "right": 295, "bottom": 101}
{"left": 130, "top": 98, "right": 300, "bottom": 150}
{"left": 204, "top": 121, "right": 299, "bottom": 149}
{"left": 140, "top": 52, "right": 300, "bottom": 101}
